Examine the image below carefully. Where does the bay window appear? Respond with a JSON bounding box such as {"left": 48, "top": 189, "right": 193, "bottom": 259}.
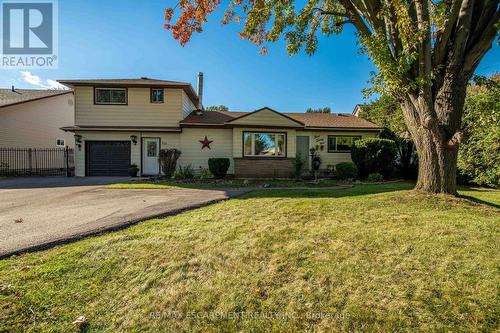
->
{"left": 243, "top": 132, "right": 286, "bottom": 157}
{"left": 328, "top": 136, "right": 361, "bottom": 152}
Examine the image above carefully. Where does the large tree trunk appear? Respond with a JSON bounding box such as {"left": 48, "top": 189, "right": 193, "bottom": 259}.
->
{"left": 400, "top": 78, "right": 467, "bottom": 195}
{"left": 411, "top": 128, "right": 459, "bottom": 194}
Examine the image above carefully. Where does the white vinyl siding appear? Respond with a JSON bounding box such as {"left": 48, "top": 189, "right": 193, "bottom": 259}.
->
{"left": 179, "top": 128, "right": 234, "bottom": 174}
{"left": 182, "top": 90, "right": 196, "bottom": 118}
{"left": 0, "top": 93, "right": 74, "bottom": 148}
{"left": 296, "top": 130, "right": 378, "bottom": 168}
{"left": 74, "top": 87, "right": 185, "bottom": 127}
{"left": 228, "top": 108, "right": 302, "bottom": 127}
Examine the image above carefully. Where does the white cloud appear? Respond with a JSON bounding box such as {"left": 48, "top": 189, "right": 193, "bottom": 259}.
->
{"left": 19, "top": 71, "right": 68, "bottom": 90}
{"left": 46, "top": 79, "right": 67, "bottom": 90}
{"left": 20, "top": 71, "right": 43, "bottom": 86}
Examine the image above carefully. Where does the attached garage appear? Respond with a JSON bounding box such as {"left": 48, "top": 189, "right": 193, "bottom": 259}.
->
{"left": 85, "top": 141, "right": 131, "bottom": 176}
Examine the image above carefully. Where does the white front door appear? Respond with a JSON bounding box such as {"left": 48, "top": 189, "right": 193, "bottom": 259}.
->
{"left": 142, "top": 138, "right": 160, "bottom": 175}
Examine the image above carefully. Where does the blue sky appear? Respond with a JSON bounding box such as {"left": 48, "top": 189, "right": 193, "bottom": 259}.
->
{"left": 1, "top": 0, "right": 498, "bottom": 113}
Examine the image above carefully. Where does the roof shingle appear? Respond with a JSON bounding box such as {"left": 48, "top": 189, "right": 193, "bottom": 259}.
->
{"left": 181, "top": 110, "right": 381, "bottom": 129}
{"left": 0, "top": 89, "right": 72, "bottom": 108}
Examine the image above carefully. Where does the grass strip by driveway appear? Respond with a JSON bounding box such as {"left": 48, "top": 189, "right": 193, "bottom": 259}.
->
{"left": 1, "top": 183, "right": 499, "bottom": 332}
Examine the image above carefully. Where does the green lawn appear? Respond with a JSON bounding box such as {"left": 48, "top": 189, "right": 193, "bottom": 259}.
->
{"left": 1, "top": 183, "right": 499, "bottom": 332}
{"left": 106, "top": 178, "right": 341, "bottom": 190}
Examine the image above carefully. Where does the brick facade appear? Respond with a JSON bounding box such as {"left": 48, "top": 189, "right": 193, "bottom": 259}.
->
{"left": 234, "top": 158, "right": 294, "bottom": 178}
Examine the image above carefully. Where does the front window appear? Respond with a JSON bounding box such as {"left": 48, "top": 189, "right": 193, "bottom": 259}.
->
{"left": 150, "top": 88, "right": 164, "bottom": 103}
{"left": 56, "top": 138, "right": 65, "bottom": 147}
{"left": 243, "top": 132, "right": 286, "bottom": 157}
{"left": 95, "top": 88, "right": 127, "bottom": 105}
{"left": 328, "top": 136, "right": 361, "bottom": 152}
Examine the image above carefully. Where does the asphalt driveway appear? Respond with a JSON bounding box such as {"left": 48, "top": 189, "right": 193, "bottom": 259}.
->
{"left": 0, "top": 177, "right": 247, "bottom": 258}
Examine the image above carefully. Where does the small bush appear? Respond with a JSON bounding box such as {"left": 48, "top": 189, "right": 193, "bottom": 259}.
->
{"left": 176, "top": 164, "right": 195, "bottom": 179}
{"left": 351, "top": 138, "right": 397, "bottom": 178}
{"left": 198, "top": 167, "right": 212, "bottom": 180}
{"left": 294, "top": 153, "right": 304, "bottom": 179}
{"left": 367, "top": 172, "right": 384, "bottom": 182}
{"left": 208, "top": 158, "right": 230, "bottom": 179}
{"left": 336, "top": 162, "right": 358, "bottom": 180}
{"left": 158, "top": 149, "right": 181, "bottom": 178}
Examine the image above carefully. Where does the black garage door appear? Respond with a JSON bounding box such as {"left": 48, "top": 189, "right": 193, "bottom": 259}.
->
{"left": 86, "top": 141, "right": 131, "bottom": 176}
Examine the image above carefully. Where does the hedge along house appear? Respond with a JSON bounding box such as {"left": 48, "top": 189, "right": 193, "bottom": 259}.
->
{"left": 59, "top": 75, "right": 382, "bottom": 178}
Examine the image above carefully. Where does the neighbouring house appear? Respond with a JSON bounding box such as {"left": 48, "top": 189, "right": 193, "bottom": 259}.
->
{"left": 352, "top": 104, "right": 367, "bottom": 117}
{"left": 59, "top": 74, "right": 381, "bottom": 178}
{"left": 0, "top": 88, "right": 75, "bottom": 148}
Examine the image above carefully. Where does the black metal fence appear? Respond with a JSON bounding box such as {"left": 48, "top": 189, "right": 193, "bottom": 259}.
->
{"left": 0, "top": 147, "right": 75, "bottom": 177}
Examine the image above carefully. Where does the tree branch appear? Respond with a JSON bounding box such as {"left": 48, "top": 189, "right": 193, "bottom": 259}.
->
{"left": 466, "top": 0, "right": 498, "bottom": 52}
{"left": 446, "top": 130, "right": 465, "bottom": 148}
{"left": 448, "top": 0, "right": 475, "bottom": 70}
{"left": 462, "top": 9, "right": 500, "bottom": 75}
{"left": 337, "top": 0, "right": 373, "bottom": 37}
{"left": 311, "top": 7, "right": 348, "bottom": 17}
{"left": 432, "top": 0, "right": 462, "bottom": 69}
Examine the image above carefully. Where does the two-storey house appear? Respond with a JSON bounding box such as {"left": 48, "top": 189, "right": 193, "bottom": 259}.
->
{"left": 59, "top": 74, "right": 382, "bottom": 177}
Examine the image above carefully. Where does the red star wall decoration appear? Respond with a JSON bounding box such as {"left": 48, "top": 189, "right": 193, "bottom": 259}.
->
{"left": 199, "top": 136, "right": 213, "bottom": 150}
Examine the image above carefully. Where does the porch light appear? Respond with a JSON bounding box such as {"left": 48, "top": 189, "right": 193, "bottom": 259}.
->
{"left": 130, "top": 135, "right": 138, "bottom": 145}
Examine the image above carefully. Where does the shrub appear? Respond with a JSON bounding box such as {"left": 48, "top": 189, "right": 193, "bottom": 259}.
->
{"left": 177, "top": 164, "right": 195, "bottom": 179}
{"left": 336, "top": 162, "right": 358, "bottom": 180}
{"left": 158, "top": 149, "right": 181, "bottom": 178}
{"left": 367, "top": 172, "right": 384, "bottom": 182}
{"left": 128, "top": 164, "right": 139, "bottom": 177}
{"left": 208, "top": 158, "right": 230, "bottom": 179}
{"left": 294, "top": 153, "right": 304, "bottom": 179}
{"left": 458, "top": 75, "right": 500, "bottom": 187}
{"left": 198, "top": 167, "right": 212, "bottom": 180}
{"left": 351, "top": 138, "right": 397, "bottom": 178}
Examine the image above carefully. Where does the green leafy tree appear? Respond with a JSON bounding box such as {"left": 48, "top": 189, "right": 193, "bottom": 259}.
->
{"left": 206, "top": 105, "right": 229, "bottom": 111}
{"left": 164, "top": 0, "right": 499, "bottom": 194}
{"left": 360, "top": 94, "right": 418, "bottom": 179}
{"left": 458, "top": 75, "right": 500, "bottom": 187}
{"left": 306, "top": 106, "right": 331, "bottom": 113}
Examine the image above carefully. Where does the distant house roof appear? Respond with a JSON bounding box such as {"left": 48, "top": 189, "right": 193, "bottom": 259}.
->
{"left": 57, "top": 77, "right": 199, "bottom": 105}
{"left": 181, "top": 108, "right": 381, "bottom": 130}
{"left": 0, "top": 89, "right": 73, "bottom": 108}
{"left": 352, "top": 104, "right": 368, "bottom": 117}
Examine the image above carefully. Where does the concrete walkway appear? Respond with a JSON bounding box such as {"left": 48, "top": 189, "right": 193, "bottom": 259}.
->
{"left": 0, "top": 178, "right": 248, "bottom": 258}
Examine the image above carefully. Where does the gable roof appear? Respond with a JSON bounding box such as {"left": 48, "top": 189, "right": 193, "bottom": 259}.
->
{"left": 352, "top": 104, "right": 367, "bottom": 117}
{"left": 226, "top": 107, "right": 305, "bottom": 126}
{"left": 181, "top": 109, "right": 381, "bottom": 129}
{"left": 57, "top": 77, "right": 199, "bottom": 105}
{"left": 0, "top": 89, "right": 73, "bottom": 108}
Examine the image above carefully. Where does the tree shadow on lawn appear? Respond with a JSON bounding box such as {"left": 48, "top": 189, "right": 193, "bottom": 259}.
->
{"left": 458, "top": 194, "right": 500, "bottom": 209}
{"left": 239, "top": 182, "right": 416, "bottom": 200}
{"left": 237, "top": 182, "right": 500, "bottom": 209}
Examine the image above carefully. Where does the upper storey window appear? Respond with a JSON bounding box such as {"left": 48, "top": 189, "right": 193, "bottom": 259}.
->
{"left": 94, "top": 88, "right": 127, "bottom": 105}
{"left": 150, "top": 88, "right": 164, "bottom": 103}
